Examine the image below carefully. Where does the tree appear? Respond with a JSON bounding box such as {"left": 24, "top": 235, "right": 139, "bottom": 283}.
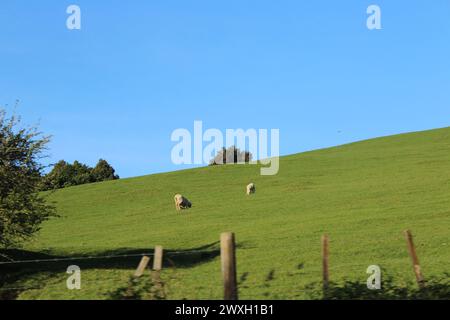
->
{"left": 0, "top": 109, "right": 56, "bottom": 248}
{"left": 41, "top": 159, "right": 119, "bottom": 190}
{"left": 92, "top": 159, "right": 119, "bottom": 181}
{"left": 40, "top": 160, "right": 73, "bottom": 190}
{"left": 209, "top": 146, "right": 252, "bottom": 166}
{"left": 71, "top": 160, "right": 95, "bottom": 185}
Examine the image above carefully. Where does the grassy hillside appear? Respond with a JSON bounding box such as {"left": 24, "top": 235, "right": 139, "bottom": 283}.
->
{"left": 2, "top": 127, "right": 450, "bottom": 299}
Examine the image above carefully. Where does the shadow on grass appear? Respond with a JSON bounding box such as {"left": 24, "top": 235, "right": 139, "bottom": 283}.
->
{"left": 237, "top": 266, "right": 450, "bottom": 300}
{"left": 0, "top": 241, "right": 228, "bottom": 299}
{"left": 301, "top": 274, "right": 450, "bottom": 300}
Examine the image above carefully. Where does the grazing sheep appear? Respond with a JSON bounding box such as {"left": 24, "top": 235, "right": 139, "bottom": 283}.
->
{"left": 246, "top": 183, "right": 256, "bottom": 195}
{"left": 174, "top": 194, "right": 192, "bottom": 211}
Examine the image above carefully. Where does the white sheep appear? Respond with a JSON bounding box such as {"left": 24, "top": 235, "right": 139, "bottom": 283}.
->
{"left": 174, "top": 194, "right": 192, "bottom": 211}
{"left": 246, "top": 183, "right": 256, "bottom": 195}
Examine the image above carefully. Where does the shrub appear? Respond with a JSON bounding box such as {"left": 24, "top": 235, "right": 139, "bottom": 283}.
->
{"left": 209, "top": 146, "right": 252, "bottom": 166}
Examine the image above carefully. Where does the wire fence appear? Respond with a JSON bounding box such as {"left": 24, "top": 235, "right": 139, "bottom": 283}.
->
{"left": 1, "top": 231, "right": 447, "bottom": 299}
{"left": 0, "top": 253, "right": 154, "bottom": 266}
{"left": 0, "top": 286, "right": 43, "bottom": 292}
{"left": 0, "top": 248, "right": 220, "bottom": 266}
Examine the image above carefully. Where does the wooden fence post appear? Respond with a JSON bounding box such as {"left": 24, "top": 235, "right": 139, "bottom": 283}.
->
{"left": 404, "top": 230, "right": 425, "bottom": 288}
{"left": 221, "top": 232, "right": 238, "bottom": 300}
{"left": 134, "top": 256, "right": 151, "bottom": 277}
{"left": 153, "top": 246, "right": 163, "bottom": 271}
{"left": 322, "top": 234, "right": 330, "bottom": 291}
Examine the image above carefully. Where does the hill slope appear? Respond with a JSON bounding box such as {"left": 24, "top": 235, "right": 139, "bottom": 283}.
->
{"left": 2, "top": 127, "right": 450, "bottom": 299}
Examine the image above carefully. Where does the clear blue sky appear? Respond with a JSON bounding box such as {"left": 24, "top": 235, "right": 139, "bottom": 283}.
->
{"left": 1, "top": 1, "right": 449, "bottom": 178}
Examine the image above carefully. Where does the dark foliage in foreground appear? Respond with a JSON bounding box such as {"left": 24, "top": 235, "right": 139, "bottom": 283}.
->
{"left": 108, "top": 273, "right": 167, "bottom": 300}
{"left": 302, "top": 275, "right": 450, "bottom": 300}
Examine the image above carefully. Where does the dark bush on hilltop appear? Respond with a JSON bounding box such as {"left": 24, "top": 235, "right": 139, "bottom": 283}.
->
{"left": 92, "top": 159, "right": 119, "bottom": 181}
{"left": 41, "top": 159, "right": 119, "bottom": 190}
{"left": 0, "top": 109, "right": 56, "bottom": 248}
{"left": 209, "top": 146, "right": 252, "bottom": 166}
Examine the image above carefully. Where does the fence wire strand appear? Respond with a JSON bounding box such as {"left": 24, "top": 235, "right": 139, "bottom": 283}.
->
{"left": 0, "top": 253, "right": 154, "bottom": 265}
{"left": 0, "top": 249, "right": 220, "bottom": 266}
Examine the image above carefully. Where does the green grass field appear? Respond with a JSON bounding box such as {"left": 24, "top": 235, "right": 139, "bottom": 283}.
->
{"left": 1, "top": 127, "right": 450, "bottom": 300}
